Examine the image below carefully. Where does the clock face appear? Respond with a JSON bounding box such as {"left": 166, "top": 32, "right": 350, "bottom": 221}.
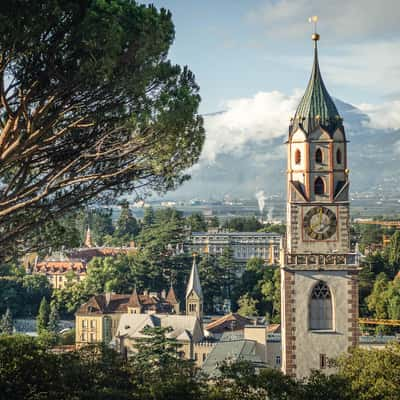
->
{"left": 303, "top": 206, "right": 337, "bottom": 240}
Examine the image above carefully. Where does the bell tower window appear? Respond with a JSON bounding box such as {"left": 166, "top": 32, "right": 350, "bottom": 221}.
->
{"left": 315, "top": 148, "right": 323, "bottom": 163}
{"left": 314, "top": 177, "right": 325, "bottom": 195}
{"left": 295, "top": 149, "right": 301, "bottom": 165}
{"left": 336, "top": 149, "right": 342, "bottom": 164}
{"left": 310, "top": 281, "right": 333, "bottom": 330}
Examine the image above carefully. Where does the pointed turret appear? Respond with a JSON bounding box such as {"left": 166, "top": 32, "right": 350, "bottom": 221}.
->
{"left": 290, "top": 32, "right": 342, "bottom": 136}
{"left": 127, "top": 286, "right": 141, "bottom": 314}
{"left": 84, "top": 226, "right": 93, "bottom": 248}
{"left": 166, "top": 285, "right": 180, "bottom": 314}
{"left": 186, "top": 254, "right": 203, "bottom": 319}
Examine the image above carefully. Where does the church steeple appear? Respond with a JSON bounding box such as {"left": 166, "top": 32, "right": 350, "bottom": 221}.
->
{"left": 290, "top": 31, "right": 342, "bottom": 136}
{"left": 186, "top": 254, "right": 203, "bottom": 319}
{"left": 84, "top": 226, "right": 93, "bottom": 248}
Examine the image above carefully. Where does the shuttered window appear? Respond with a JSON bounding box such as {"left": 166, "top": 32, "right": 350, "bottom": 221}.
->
{"left": 310, "top": 281, "right": 332, "bottom": 330}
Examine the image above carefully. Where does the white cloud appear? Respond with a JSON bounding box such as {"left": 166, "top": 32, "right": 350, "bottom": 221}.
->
{"left": 250, "top": 0, "right": 400, "bottom": 39}
{"left": 359, "top": 101, "right": 400, "bottom": 130}
{"left": 200, "top": 90, "right": 300, "bottom": 162}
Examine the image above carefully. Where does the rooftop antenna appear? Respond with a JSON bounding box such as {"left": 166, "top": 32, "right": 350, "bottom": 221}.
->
{"left": 308, "top": 15, "right": 320, "bottom": 41}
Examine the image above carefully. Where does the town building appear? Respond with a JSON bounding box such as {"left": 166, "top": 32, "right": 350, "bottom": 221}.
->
{"left": 188, "top": 231, "right": 281, "bottom": 264}
{"left": 75, "top": 287, "right": 180, "bottom": 346}
{"left": 280, "top": 29, "right": 360, "bottom": 378}
{"left": 29, "top": 227, "right": 137, "bottom": 289}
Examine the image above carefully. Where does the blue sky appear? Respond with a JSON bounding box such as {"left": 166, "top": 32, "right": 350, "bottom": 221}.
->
{"left": 144, "top": 0, "right": 400, "bottom": 114}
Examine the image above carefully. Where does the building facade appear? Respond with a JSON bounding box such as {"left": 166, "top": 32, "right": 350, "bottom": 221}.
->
{"left": 75, "top": 288, "right": 180, "bottom": 346}
{"left": 188, "top": 231, "right": 281, "bottom": 264}
{"left": 280, "top": 31, "right": 360, "bottom": 378}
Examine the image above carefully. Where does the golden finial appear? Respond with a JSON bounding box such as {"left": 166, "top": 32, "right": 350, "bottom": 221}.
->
{"left": 309, "top": 16, "right": 320, "bottom": 41}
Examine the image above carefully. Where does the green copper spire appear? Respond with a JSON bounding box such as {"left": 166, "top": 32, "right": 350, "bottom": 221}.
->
{"left": 290, "top": 34, "right": 342, "bottom": 136}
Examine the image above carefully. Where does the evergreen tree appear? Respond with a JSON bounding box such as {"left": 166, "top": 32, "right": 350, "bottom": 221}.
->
{"left": 388, "top": 231, "right": 400, "bottom": 267}
{"left": 0, "top": 308, "right": 13, "bottom": 335}
{"left": 187, "top": 212, "right": 207, "bottom": 232}
{"left": 115, "top": 200, "right": 140, "bottom": 240}
{"left": 208, "top": 215, "right": 220, "bottom": 228}
{"left": 219, "top": 246, "right": 236, "bottom": 300}
{"left": 48, "top": 302, "right": 60, "bottom": 333}
{"left": 37, "top": 297, "right": 50, "bottom": 335}
{"left": 142, "top": 207, "right": 155, "bottom": 227}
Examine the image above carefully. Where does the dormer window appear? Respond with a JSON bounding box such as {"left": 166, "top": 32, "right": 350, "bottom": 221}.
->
{"left": 295, "top": 149, "right": 301, "bottom": 165}
{"left": 315, "top": 148, "right": 323, "bottom": 164}
{"left": 336, "top": 149, "right": 342, "bottom": 164}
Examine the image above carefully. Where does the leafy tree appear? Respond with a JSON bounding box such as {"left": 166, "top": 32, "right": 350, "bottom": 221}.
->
{"left": 386, "top": 276, "right": 400, "bottom": 320}
{"left": 258, "top": 223, "right": 286, "bottom": 235}
{"left": 366, "top": 272, "right": 389, "bottom": 320}
{"left": 0, "top": 308, "right": 13, "bottom": 335}
{"left": 209, "top": 215, "right": 220, "bottom": 228}
{"left": 224, "top": 217, "right": 263, "bottom": 232}
{"left": 237, "top": 293, "right": 258, "bottom": 317}
{"left": 0, "top": 0, "right": 204, "bottom": 260}
{"left": 37, "top": 297, "right": 50, "bottom": 335}
{"left": 47, "top": 302, "right": 60, "bottom": 334}
{"left": 114, "top": 200, "right": 140, "bottom": 242}
{"left": 187, "top": 212, "right": 207, "bottom": 232}
{"left": 338, "top": 342, "right": 400, "bottom": 400}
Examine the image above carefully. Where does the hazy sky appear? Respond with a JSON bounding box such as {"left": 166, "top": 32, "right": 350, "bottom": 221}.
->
{"left": 144, "top": 0, "right": 400, "bottom": 115}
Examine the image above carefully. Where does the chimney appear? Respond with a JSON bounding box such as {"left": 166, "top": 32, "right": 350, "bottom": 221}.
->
{"left": 143, "top": 289, "right": 148, "bottom": 296}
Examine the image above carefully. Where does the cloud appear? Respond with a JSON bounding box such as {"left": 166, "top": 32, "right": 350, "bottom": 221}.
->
{"left": 358, "top": 101, "right": 400, "bottom": 130}
{"left": 200, "top": 90, "right": 300, "bottom": 162}
{"left": 249, "top": 0, "right": 400, "bottom": 40}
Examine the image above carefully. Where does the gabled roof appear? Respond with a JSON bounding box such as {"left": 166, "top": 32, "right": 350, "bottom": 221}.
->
{"left": 202, "top": 339, "right": 262, "bottom": 377}
{"left": 290, "top": 37, "right": 342, "bottom": 136}
{"left": 186, "top": 257, "right": 203, "bottom": 299}
{"left": 205, "top": 313, "right": 252, "bottom": 334}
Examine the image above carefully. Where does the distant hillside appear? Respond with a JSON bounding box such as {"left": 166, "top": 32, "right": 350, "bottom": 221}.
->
{"left": 172, "top": 99, "right": 400, "bottom": 200}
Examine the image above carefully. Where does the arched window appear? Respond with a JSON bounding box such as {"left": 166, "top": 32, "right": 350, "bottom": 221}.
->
{"left": 336, "top": 149, "right": 342, "bottom": 164}
{"left": 315, "top": 148, "right": 323, "bottom": 163}
{"left": 314, "top": 177, "right": 325, "bottom": 195}
{"left": 295, "top": 149, "right": 301, "bottom": 165}
{"left": 310, "top": 281, "right": 332, "bottom": 330}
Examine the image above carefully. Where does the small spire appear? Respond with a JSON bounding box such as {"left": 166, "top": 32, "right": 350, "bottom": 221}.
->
{"left": 186, "top": 253, "right": 203, "bottom": 299}
{"left": 128, "top": 286, "right": 141, "bottom": 307}
{"left": 166, "top": 285, "right": 179, "bottom": 305}
{"left": 84, "top": 225, "right": 93, "bottom": 248}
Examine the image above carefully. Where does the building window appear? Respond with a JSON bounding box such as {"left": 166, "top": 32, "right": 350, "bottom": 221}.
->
{"left": 203, "top": 353, "right": 207, "bottom": 362}
{"left": 336, "top": 149, "right": 342, "bottom": 164}
{"left": 82, "top": 319, "right": 88, "bottom": 328}
{"left": 81, "top": 332, "right": 87, "bottom": 341}
{"left": 315, "top": 148, "right": 323, "bottom": 163}
{"left": 320, "top": 354, "right": 327, "bottom": 369}
{"left": 90, "top": 333, "right": 96, "bottom": 342}
{"left": 295, "top": 149, "right": 301, "bottom": 165}
{"left": 314, "top": 177, "right": 325, "bottom": 195}
{"left": 310, "top": 281, "right": 333, "bottom": 330}
{"left": 194, "top": 353, "right": 198, "bottom": 361}
{"left": 189, "top": 303, "right": 196, "bottom": 312}
{"left": 90, "top": 320, "right": 96, "bottom": 329}
{"left": 276, "top": 355, "right": 281, "bottom": 365}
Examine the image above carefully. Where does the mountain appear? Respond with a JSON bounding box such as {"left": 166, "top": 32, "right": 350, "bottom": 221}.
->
{"left": 169, "top": 99, "right": 400, "bottom": 200}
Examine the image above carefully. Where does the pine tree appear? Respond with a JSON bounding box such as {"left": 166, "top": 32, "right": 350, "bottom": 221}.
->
{"left": 142, "top": 207, "right": 155, "bottom": 227}
{"left": 0, "top": 308, "right": 13, "bottom": 335}
{"left": 37, "top": 297, "right": 50, "bottom": 335}
{"left": 115, "top": 200, "right": 139, "bottom": 239}
{"left": 47, "top": 302, "right": 60, "bottom": 333}
{"left": 388, "top": 231, "right": 400, "bottom": 268}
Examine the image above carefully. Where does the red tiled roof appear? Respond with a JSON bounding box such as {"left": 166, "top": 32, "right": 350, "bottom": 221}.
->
{"left": 205, "top": 313, "right": 252, "bottom": 333}
{"left": 35, "top": 261, "right": 87, "bottom": 275}
{"left": 266, "top": 324, "right": 281, "bottom": 333}
{"left": 166, "top": 286, "right": 179, "bottom": 304}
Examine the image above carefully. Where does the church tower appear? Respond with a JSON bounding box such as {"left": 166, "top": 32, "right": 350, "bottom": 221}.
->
{"left": 186, "top": 255, "right": 203, "bottom": 319}
{"left": 281, "top": 27, "right": 360, "bottom": 378}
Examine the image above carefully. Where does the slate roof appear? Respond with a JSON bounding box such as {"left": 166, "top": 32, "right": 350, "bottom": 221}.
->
{"left": 290, "top": 40, "right": 343, "bottom": 136}
{"left": 116, "top": 314, "right": 203, "bottom": 343}
{"left": 186, "top": 257, "right": 203, "bottom": 299}
{"left": 202, "top": 339, "right": 263, "bottom": 378}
